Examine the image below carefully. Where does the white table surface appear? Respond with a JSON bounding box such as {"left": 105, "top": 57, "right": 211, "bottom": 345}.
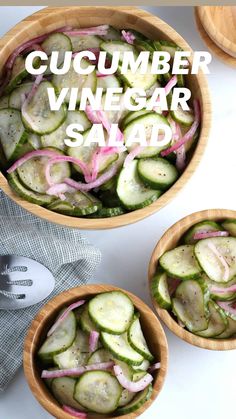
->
{"left": 0, "top": 5, "right": 236, "bottom": 419}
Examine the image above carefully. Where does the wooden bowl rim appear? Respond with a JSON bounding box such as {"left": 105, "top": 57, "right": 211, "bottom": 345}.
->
{"left": 197, "top": 6, "right": 236, "bottom": 57}
{"left": 148, "top": 208, "right": 236, "bottom": 351}
{"left": 23, "top": 284, "right": 168, "bottom": 419}
{"left": 0, "top": 6, "right": 211, "bottom": 230}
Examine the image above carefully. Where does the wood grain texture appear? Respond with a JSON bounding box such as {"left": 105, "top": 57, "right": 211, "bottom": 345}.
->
{"left": 23, "top": 284, "right": 168, "bottom": 419}
{"left": 148, "top": 209, "right": 236, "bottom": 351}
{"left": 197, "top": 6, "right": 236, "bottom": 58}
{"left": 0, "top": 6, "right": 211, "bottom": 229}
{"left": 195, "top": 8, "right": 236, "bottom": 68}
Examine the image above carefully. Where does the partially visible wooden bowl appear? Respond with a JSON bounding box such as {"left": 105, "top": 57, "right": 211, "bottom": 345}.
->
{"left": 0, "top": 6, "right": 211, "bottom": 229}
{"left": 148, "top": 209, "right": 236, "bottom": 351}
{"left": 24, "top": 284, "right": 168, "bottom": 418}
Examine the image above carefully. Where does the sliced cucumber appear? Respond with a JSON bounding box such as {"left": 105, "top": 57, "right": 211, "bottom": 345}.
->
{"left": 183, "top": 221, "right": 223, "bottom": 245}
{"left": 121, "top": 110, "right": 152, "bottom": 129}
{"left": 203, "top": 274, "right": 236, "bottom": 301}
{"left": 69, "top": 34, "right": 101, "bottom": 52}
{"left": 0, "top": 108, "right": 28, "bottom": 160}
{"left": 196, "top": 301, "right": 227, "bottom": 338}
{"left": 99, "top": 26, "right": 121, "bottom": 41}
{"left": 132, "top": 370, "right": 147, "bottom": 381}
{"left": 172, "top": 280, "right": 208, "bottom": 333}
{"left": 88, "top": 207, "right": 125, "bottom": 218}
{"left": 22, "top": 81, "right": 67, "bottom": 135}
{"left": 221, "top": 219, "right": 236, "bottom": 237}
{"left": 51, "top": 377, "right": 86, "bottom": 411}
{"left": 88, "top": 291, "right": 134, "bottom": 334}
{"left": 0, "top": 95, "right": 9, "bottom": 109}
{"left": 87, "top": 348, "right": 112, "bottom": 365}
{"left": 42, "top": 33, "right": 72, "bottom": 74}
{"left": 118, "top": 389, "right": 135, "bottom": 407}
{"left": 116, "top": 384, "right": 152, "bottom": 415}
{"left": 101, "top": 331, "right": 144, "bottom": 366}
{"left": 120, "top": 62, "right": 157, "bottom": 90}
{"left": 128, "top": 317, "right": 154, "bottom": 361}
{"left": 138, "top": 157, "right": 178, "bottom": 190}
{"left": 217, "top": 316, "right": 236, "bottom": 338}
{"left": 117, "top": 160, "right": 160, "bottom": 210}
{"left": 151, "top": 270, "right": 171, "bottom": 309}
{"left": 47, "top": 191, "right": 101, "bottom": 216}
{"left": 194, "top": 237, "right": 236, "bottom": 283}
{"left": 9, "top": 82, "right": 33, "bottom": 110}
{"left": 67, "top": 130, "right": 118, "bottom": 175}
{"left": 38, "top": 311, "right": 76, "bottom": 361}
{"left": 160, "top": 245, "right": 202, "bottom": 280}
{"left": 42, "top": 110, "right": 91, "bottom": 151}
{"left": 53, "top": 329, "right": 90, "bottom": 369}
{"left": 80, "top": 304, "right": 98, "bottom": 333}
{"left": 53, "top": 58, "right": 96, "bottom": 104}
{"left": 159, "top": 40, "right": 181, "bottom": 58}
{"left": 134, "top": 39, "right": 155, "bottom": 54}
{"left": 217, "top": 301, "right": 236, "bottom": 321}
{"left": 17, "top": 149, "right": 70, "bottom": 194}
{"left": 124, "top": 113, "right": 171, "bottom": 158}
{"left": 74, "top": 371, "right": 122, "bottom": 414}
{"left": 171, "top": 106, "right": 194, "bottom": 127}
{"left": 5, "top": 56, "right": 28, "bottom": 94}
{"left": 132, "top": 359, "right": 150, "bottom": 372}
{"left": 7, "top": 172, "right": 55, "bottom": 206}
{"left": 100, "top": 41, "right": 136, "bottom": 63}
{"left": 97, "top": 74, "right": 121, "bottom": 90}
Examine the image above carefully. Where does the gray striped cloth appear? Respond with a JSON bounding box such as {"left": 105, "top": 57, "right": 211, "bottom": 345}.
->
{"left": 0, "top": 190, "right": 101, "bottom": 392}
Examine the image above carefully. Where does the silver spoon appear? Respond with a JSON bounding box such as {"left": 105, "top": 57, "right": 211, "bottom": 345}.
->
{"left": 0, "top": 255, "right": 55, "bottom": 310}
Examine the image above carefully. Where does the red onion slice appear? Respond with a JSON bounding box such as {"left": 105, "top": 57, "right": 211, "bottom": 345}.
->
{"left": 148, "top": 362, "right": 161, "bottom": 373}
{"left": 193, "top": 231, "right": 229, "bottom": 240}
{"left": 124, "top": 145, "right": 144, "bottom": 167}
{"left": 89, "top": 331, "right": 100, "bottom": 352}
{"left": 217, "top": 301, "right": 236, "bottom": 315}
{"left": 47, "top": 300, "right": 86, "bottom": 337}
{"left": 121, "top": 30, "right": 136, "bottom": 45}
{"left": 161, "top": 99, "right": 201, "bottom": 157}
{"left": 7, "top": 149, "right": 61, "bottom": 174}
{"left": 164, "top": 75, "right": 178, "bottom": 96}
{"left": 62, "top": 405, "right": 87, "bottom": 418}
{"left": 45, "top": 155, "right": 92, "bottom": 185}
{"left": 210, "top": 284, "right": 236, "bottom": 294}
{"left": 41, "top": 361, "right": 114, "bottom": 379}
{"left": 64, "top": 25, "right": 109, "bottom": 37}
{"left": 113, "top": 365, "right": 153, "bottom": 392}
{"left": 207, "top": 242, "right": 229, "bottom": 282}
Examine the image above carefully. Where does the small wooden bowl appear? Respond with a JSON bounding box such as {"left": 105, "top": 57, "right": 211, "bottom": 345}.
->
{"left": 197, "top": 6, "right": 236, "bottom": 58}
{"left": 148, "top": 209, "right": 236, "bottom": 351}
{"left": 0, "top": 6, "right": 211, "bottom": 229}
{"left": 24, "top": 284, "right": 168, "bottom": 419}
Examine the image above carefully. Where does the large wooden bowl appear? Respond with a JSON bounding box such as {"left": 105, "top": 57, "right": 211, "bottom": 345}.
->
{"left": 148, "top": 209, "right": 236, "bottom": 351}
{"left": 0, "top": 6, "right": 211, "bottom": 229}
{"left": 24, "top": 284, "right": 168, "bottom": 419}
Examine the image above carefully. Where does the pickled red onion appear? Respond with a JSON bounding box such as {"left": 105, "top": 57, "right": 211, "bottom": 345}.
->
{"left": 113, "top": 365, "right": 153, "bottom": 392}
{"left": 193, "top": 231, "right": 229, "bottom": 240}
{"left": 42, "top": 361, "right": 114, "bottom": 379}
{"left": 62, "top": 406, "right": 87, "bottom": 418}
{"left": 47, "top": 300, "right": 85, "bottom": 337}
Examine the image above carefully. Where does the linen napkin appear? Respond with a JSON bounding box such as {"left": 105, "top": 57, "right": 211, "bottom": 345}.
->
{"left": 0, "top": 190, "right": 101, "bottom": 392}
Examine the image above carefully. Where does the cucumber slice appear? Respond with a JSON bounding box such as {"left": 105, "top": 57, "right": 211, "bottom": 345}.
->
{"left": 203, "top": 274, "right": 236, "bottom": 301}
{"left": 116, "top": 384, "right": 152, "bottom": 415}
{"left": 216, "top": 301, "right": 236, "bottom": 321}
{"left": 196, "top": 301, "right": 227, "bottom": 338}
{"left": 0, "top": 108, "right": 28, "bottom": 160}
{"left": 132, "top": 359, "right": 150, "bottom": 372}
{"left": 17, "top": 150, "right": 70, "bottom": 193}
{"left": 128, "top": 317, "right": 154, "bottom": 361}
{"left": 100, "top": 41, "right": 136, "bottom": 63}
{"left": 120, "top": 62, "right": 157, "bottom": 90}
{"left": 221, "top": 219, "right": 236, "bottom": 237}
{"left": 69, "top": 34, "right": 101, "bottom": 52}
{"left": 74, "top": 371, "right": 122, "bottom": 414}
{"left": 22, "top": 81, "right": 67, "bottom": 135}
{"left": 38, "top": 311, "right": 76, "bottom": 361}
{"left": 171, "top": 106, "right": 194, "bottom": 127}
{"left": 118, "top": 389, "right": 135, "bottom": 407}
{"left": 0, "top": 95, "right": 9, "bottom": 109}
{"left": 53, "top": 329, "right": 90, "bottom": 368}
{"left": 138, "top": 157, "right": 178, "bottom": 190}
{"left": 194, "top": 237, "right": 236, "bottom": 283}
{"left": 87, "top": 348, "right": 112, "bottom": 365}
{"left": 28, "top": 133, "right": 42, "bottom": 150}
{"left": 121, "top": 110, "right": 152, "bottom": 129}
{"left": 134, "top": 39, "right": 155, "bottom": 54}
{"left": 160, "top": 245, "right": 202, "bottom": 280}
{"left": 101, "top": 331, "right": 144, "bottom": 366}
{"left": 67, "top": 130, "right": 118, "bottom": 175}
{"left": 53, "top": 58, "right": 96, "bottom": 104}
{"left": 151, "top": 270, "right": 171, "bottom": 309}
{"left": 8, "top": 172, "right": 55, "bottom": 206}
{"left": 42, "top": 33, "right": 72, "bottom": 74}
{"left": 42, "top": 110, "right": 91, "bottom": 151}
{"left": 88, "top": 291, "right": 134, "bottom": 334}
{"left": 51, "top": 377, "right": 87, "bottom": 411}
{"left": 97, "top": 74, "right": 121, "bottom": 90}
{"left": 172, "top": 280, "right": 208, "bottom": 333}
{"left": 183, "top": 221, "right": 223, "bottom": 245}
{"left": 124, "top": 113, "right": 171, "bottom": 158}
{"left": 217, "top": 316, "right": 236, "bottom": 338}
{"left": 80, "top": 304, "right": 98, "bottom": 333}
{"left": 88, "top": 207, "right": 125, "bottom": 218}
{"left": 99, "top": 26, "right": 121, "bottom": 41}
{"left": 5, "top": 56, "right": 28, "bottom": 94}
{"left": 159, "top": 40, "right": 182, "bottom": 58}
{"left": 98, "top": 190, "right": 121, "bottom": 207}
{"left": 9, "top": 82, "right": 33, "bottom": 110}
{"left": 117, "top": 160, "right": 160, "bottom": 210}
{"left": 132, "top": 370, "right": 147, "bottom": 381}
{"left": 47, "top": 191, "right": 101, "bottom": 216}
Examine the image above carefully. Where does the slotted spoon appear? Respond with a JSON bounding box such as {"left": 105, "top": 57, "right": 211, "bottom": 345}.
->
{"left": 0, "top": 255, "right": 55, "bottom": 310}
